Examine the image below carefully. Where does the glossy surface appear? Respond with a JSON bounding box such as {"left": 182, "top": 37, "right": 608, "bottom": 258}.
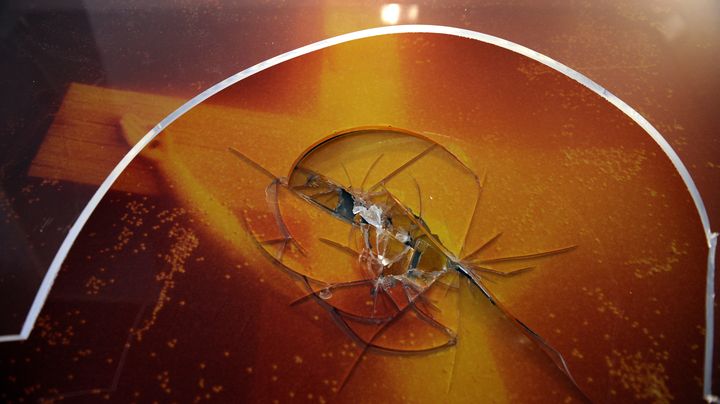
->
{"left": 0, "top": 1, "right": 718, "bottom": 402}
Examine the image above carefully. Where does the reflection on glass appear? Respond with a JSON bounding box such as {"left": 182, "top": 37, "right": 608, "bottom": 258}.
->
{"left": 0, "top": 30, "right": 710, "bottom": 403}
{"left": 381, "top": 4, "right": 401, "bottom": 25}
{"left": 380, "top": 3, "right": 419, "bottom": 25}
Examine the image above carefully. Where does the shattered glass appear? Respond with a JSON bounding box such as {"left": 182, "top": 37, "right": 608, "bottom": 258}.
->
{"left": 236, "top": 128, "right": 581, "bottom": 387}
{"left": 0, "top": 29, "right": 714, "bottom": 403}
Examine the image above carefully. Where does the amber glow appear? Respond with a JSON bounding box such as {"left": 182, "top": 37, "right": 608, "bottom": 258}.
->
{"left": 101, "top": 34, "right": 707, "bottom": 402}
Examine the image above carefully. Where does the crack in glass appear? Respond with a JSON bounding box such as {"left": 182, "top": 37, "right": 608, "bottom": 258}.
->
{"left": 233, "top": 127, "right": 582, "bottom": 392}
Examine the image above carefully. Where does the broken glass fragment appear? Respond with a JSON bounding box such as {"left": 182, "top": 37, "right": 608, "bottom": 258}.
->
{"left": 234, "top": 127, "right": 581, "bottom": 391}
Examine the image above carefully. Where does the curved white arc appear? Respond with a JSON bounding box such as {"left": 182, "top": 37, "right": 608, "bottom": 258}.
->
{"left": 705, "top": 232, "right": 718, "bottom": 403}
{"left": 1, "top": 24, "right": 715, "bottom": 398}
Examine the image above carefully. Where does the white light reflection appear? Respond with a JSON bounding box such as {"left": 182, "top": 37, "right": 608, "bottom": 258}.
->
{"left": 380, "top": 4, "right": 419, "bottom": 25}
{"left": 381, "top": 4, "right": 401, "bottom": 25}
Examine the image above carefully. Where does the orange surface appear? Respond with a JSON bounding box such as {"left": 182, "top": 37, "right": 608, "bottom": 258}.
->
{"left": 52, "top": 33, "right": 702, "bottom": 402}
{"left": 0, "top": 0, "right": 720, "bottom": 402}
{"left": 1, "top": 5, "right": 716, "bottom": 399}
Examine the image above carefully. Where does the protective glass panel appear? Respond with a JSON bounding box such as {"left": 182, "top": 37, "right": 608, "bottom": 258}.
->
{"left": 0, "top": 31, "right": 712, "bottom": 403}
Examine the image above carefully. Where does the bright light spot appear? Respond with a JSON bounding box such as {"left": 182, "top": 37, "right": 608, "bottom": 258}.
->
{"left": 381, "top": 3, "right": 401, "bottom": 25}
{"left": 407, "top": 5, "right": 419, "bottom": 21}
